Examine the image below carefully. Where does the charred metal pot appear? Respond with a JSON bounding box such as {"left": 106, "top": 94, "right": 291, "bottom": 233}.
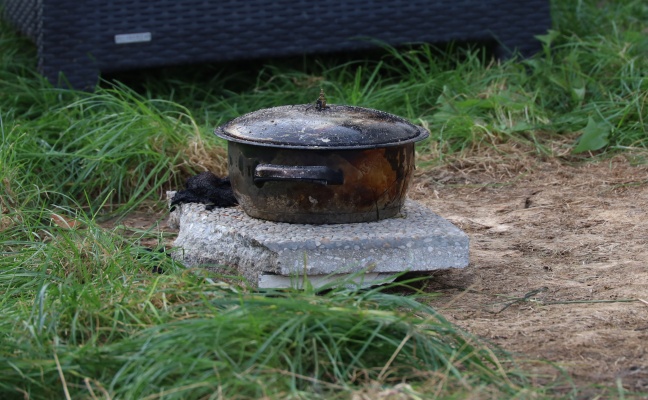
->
{"left": 214, "top": 102, "right": 429, "bottom": 224}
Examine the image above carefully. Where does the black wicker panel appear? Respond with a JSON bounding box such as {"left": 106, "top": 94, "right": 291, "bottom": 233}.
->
{"left": 2, "top": 0, "right": 39, "bottom": 41}
{"left": 2, "top": 0, "right": 551, "bottom": 89}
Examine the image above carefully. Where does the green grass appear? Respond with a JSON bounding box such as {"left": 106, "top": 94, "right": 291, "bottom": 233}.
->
{"left": 1, "top": 0, "right": 647, "bottom": 398}
{"left": 0, "top": 206, "right": 544, "bottom": 398}
{"left": 0, "top": 267, "right": 529, "bottom": 398}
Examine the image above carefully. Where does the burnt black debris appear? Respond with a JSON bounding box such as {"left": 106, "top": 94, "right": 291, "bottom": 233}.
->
{"left": 170, "top": 171, "right": 238, "bottom": 211}
{"left": 141, "top": 247, "right": 168, "bottom": 274}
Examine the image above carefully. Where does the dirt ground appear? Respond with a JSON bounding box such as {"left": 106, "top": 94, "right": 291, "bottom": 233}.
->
{"left": 115, "top": 147, "right": 648, "bottom": 394}
{"left": 408, "top": 149, "right": 648, "bottom": 394}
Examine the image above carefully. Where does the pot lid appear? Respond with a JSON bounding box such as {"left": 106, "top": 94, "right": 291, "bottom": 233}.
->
{"left": 214, "top": 104, "right": 430, "bottom": 149}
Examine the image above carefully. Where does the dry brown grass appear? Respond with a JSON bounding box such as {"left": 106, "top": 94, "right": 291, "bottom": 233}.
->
{"left": 175, "top": 137, "right": 228, "bottom": 178}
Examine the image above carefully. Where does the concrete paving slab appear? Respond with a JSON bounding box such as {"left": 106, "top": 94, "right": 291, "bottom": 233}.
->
{"left": 168, "top": 194, "right": 469, "bottom": 288}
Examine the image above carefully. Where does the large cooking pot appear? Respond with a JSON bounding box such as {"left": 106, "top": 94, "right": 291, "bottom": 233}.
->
{"left": 214, "top": 103, "right": 429, "bottom": 224}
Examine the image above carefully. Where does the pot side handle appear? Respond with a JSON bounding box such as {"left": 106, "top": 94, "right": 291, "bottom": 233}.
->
{"left": 254, "top": 164, "right": 344, "bottom": 186}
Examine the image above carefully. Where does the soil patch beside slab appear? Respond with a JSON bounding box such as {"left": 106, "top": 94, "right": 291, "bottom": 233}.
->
{"left": 408, "top": 154, "right": 648, "bottom": 392}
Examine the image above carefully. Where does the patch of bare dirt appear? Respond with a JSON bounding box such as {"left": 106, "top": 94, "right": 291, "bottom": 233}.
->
{"left": 409, "top": 152, "right": 648, "bottom": 393}
{"left": 113, "top": 149, "right": 648, "bottom": 393}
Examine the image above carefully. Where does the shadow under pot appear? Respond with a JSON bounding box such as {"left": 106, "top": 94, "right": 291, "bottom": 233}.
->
{"left": 215, "top": 104, "right": 429, "bottom": 224}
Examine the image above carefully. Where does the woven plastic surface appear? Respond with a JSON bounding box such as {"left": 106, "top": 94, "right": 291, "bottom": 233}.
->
{"left": 2, "top": 0, "right": 551, "bottom": 89}
{"left": 2, "top": 0, "right": 39, "bottom": 41}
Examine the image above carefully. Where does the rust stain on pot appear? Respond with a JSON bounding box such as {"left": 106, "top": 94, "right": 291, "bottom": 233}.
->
{"left": 226, "top": 143, "right": 414, "bottom": 224}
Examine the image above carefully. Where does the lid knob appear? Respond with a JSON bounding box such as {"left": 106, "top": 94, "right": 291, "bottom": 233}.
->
{"left": 315, "top": 89, "right": 327, "bottom": 111}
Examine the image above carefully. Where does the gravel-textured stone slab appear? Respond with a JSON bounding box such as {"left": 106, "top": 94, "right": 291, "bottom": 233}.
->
{"left": 168, "top": 193, "right": 469, "bottom": 288}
